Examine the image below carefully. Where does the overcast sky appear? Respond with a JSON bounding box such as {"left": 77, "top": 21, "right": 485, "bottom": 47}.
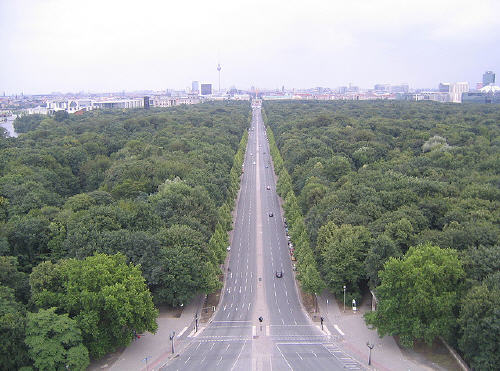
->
{"left": 1, "top": 0, "right": 499, "bottom": 94}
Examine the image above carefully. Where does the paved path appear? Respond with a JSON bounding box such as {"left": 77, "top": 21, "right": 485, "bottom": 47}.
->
{"left": 89, "top": 295, "right": 203, "bottom": 371}
{"left": 318, "top": 291, "right": 430, "bottom": 371}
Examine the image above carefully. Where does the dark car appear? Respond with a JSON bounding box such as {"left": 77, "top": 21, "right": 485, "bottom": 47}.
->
{"left": 269, "top": 212, "right": 273, "bottom": 217}
{"left": 276, "top": 271, "right": 283, "bottom": 278}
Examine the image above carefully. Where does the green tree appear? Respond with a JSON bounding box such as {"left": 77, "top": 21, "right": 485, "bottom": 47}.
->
{"left": 317, "top": 222, "right": 371, "bottom": 298}
{"left": 25, "top": 307, "right": 89, "bottom": 371}
{"left": 30, "top": 253, "right": 158, "bottom": 359}
{"left": 458, "top": 276, "right": 500, "bottom": 371}
{"left": 364, "top": 234, "right": 400, "bottom": 288}
{"left": 152, "top": 246, "right": 220, "bottom": 306}
{"left": 0, "top": 286, "right": 30, "bottom": 370}
{"left": 0, "top": 256, "right": 30, "bottom": 303}
{"left": 365, "top": 243, "right": 465, "bottom": 347}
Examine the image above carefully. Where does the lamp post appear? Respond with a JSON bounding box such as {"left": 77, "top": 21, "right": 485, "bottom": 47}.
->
{"left": 343, "top": 285, "right": 346, "bottom": 313}
{"left": 142, "top": 356, "right": 151, "bottom": 371}
{"left": 366, "top": 342, "right": 374, "bottom": 366}
{"left": 170, "top": 331, "right": 176, "bottom": 354}
{"left": 195, "top": 312, "right": 199, "bottom": 333}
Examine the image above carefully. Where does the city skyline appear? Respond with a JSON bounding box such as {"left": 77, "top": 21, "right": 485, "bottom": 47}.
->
{"left": 1, "top": 0, "right": 499, "bottom": 94}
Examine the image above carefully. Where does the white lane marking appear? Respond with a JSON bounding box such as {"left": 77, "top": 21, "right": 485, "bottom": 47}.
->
{"left": 334, "top": 324, "right": 345, "bottom": 336}
{"left": 296, "top": 352, "right": 303, "bottom": 360}
{"left": 252, "top": 326, "right": 256, "bottom": 337}
{"left": 223, "top": 305, "right": 227, "bottom": 311}
{"left": 217, "top": 356, "right": 223, "bottom": 366}
{"left": 230, "top": 340, "right": 247, "bottom": 371}
{"left": 275, "top": 344, "right": 293, "bottom": 370}
{"left": 324, "top": 325, "right": 331, "bottom": 336}
{"left": 266, "top": 325, "right": 270, "bottom": 336}
{"left": 177, "top": 326, "right": 188, "bottom": 337}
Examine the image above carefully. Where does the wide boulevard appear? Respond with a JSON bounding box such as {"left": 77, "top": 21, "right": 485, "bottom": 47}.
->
{"left": 161, "top": 104, "right": 362, "bottom": 371}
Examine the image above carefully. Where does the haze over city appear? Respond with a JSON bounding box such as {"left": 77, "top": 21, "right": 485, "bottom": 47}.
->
{"left": 1, "top": 0, "right": 499, "bottom": 94}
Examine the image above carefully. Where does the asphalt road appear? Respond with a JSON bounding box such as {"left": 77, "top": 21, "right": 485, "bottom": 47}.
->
{"left": 161, "top": 105, "right": 362, "bottom": 371}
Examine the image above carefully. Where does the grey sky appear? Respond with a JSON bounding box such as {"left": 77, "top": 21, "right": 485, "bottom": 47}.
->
{"left": 1, "top": 0, "right": 499, "bottom": 94}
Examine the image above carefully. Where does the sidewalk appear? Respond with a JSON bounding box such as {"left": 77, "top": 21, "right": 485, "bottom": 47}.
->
{"left": 318, "top": 291, "right": 431, "bottom": 371}
{"left": 89, "top": 294, "right": 204, "bottom": 371}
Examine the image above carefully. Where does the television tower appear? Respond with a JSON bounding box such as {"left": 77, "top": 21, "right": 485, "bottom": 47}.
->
{"left": 217, "top": 63, "right": 222, "bottom": 93}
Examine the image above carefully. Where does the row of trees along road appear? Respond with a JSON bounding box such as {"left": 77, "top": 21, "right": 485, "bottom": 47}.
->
{"left": 263, "top": 100, "right": 499, "bottom": 370}
{"left": 0, "top": 102, "right": 250, "bottom": 369}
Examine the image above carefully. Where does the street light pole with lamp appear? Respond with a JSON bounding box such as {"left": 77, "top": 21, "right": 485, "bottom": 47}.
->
{"left": 343, "top": 285, "right": 346, "bottom": 313}
{"left": 366, "top": 342, "right": 374, "bottom": 365}
{"left": 169, "top": 331, "right": 176, "bottom": 354}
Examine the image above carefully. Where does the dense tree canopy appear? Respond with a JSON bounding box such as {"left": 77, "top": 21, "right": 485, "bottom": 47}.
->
{"left": 30, "top": 253, "right": 158, "bottom": 359}
{"left": 0, "top": 102, "right": 250, "bottom": 363}
{"left": 25, "top": 307, "right": 89, "bottom": 371}
{"left": 365, "top": 243, "right": 465, "bottom": 347}
{"left": 263, "top": 100, "right": 499, "bottom": 364}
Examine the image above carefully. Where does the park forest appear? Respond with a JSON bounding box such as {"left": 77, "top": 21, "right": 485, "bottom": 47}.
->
{"left": 0, "top": 100, "right": 498, "bottom": 370}
{"left": 0, "top": 102, "right": 249, "bottom": 370}
{"left": 263, "top": 100, "right": 499, "bottom": 371}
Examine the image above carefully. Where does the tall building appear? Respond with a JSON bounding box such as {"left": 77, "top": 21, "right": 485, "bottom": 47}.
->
{"left": 450, "top": 82, "right": 469, "bottom": 103}
{"left": 438, "top": 82, "right": 469, "bottom": 103}
{"left": 438, "top": 83, "right": 450, "bottom": 92}
{"left": 200, "top": 83, "right": 212, "bottom": 95}
{"left": 483, "top": 71, "right": 495, "bottom": 86}
{"left": 192, "top": 81, "right": 199, "bottom": 94}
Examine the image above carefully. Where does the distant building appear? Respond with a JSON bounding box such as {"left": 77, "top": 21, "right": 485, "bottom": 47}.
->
{"left": 192, "top": 81, "right": 199, "bottom": 94}
{"left": 483, "top": 71, "right": 495, "bottom": 86}
{"left": 462, "top": 88, "right": 500, "bottom": 104}
{"left": 449, "top": 82, "right": 469, "bottom": 103}
{"left": 437, "top": 82, "right": 469, "bottom": 103}
{"left": 374, "top": 84, "right": 390, "bottom": 92}
{"left": 390, "top": 84, "right": 409, "bottom": 93}
{"left": 438, "top": 83, "right": 450, "bottom": 92}
{"left": 200, "top": 84, "right": 212, "bottom": 95}
{"left": 92, "top": 99, "right": 143, "bottom": 109}
{"left": 144, "top": 96, "right": 150, "bottom": 109}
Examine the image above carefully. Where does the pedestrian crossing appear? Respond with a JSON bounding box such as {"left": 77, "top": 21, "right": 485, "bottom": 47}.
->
{"left": 323, "top": 343, "right": 364, "bottom": 370}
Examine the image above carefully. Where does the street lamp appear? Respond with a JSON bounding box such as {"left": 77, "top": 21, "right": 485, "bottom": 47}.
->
{"left": 142, "top": 356, "right": 151, "bottom": 371}
{"left": 343, "top": 285, "right": 346, "bottom": 313}
{"left": 169, "top": 331, "right": 176, "bottom": 354}
{"left": 366, "top": 342, "right": 374, "bottom": 365}
{"left": 195, "top": 312, "right": 199, "bottom": 333}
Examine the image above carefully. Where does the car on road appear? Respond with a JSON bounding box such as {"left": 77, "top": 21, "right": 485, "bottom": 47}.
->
{"left": 253, "top": 161, "right": 256, "bottom": 165}
{"left": 269, "top": 212, "right": 273, "bottom": 217}
{"left": 276, "top": 271, "right": 283, "bottom": 278}
{"left": 265, "top": 165, "right": 269, "bottom": 168}
{"left": 266, "top": 185, "right": 270, "bottom": 190}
